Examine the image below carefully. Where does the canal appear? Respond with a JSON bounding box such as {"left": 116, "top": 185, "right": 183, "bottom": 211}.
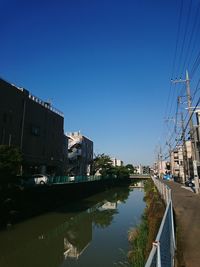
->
{"left": 0, "top": 184, "right": 146, "bottom": 267}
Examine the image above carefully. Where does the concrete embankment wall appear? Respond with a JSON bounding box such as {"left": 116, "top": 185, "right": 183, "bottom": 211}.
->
{"left": 0, "top": 178, "right": 130, "bottom": 228}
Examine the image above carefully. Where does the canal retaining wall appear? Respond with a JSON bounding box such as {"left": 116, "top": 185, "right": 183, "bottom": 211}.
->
{"left": 0, "top": 178, "right": 131, "bottom": 228}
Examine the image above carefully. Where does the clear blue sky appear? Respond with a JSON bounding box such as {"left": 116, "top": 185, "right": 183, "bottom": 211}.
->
{"left": 1, "top": 0, "right": 197, "bottom": 165}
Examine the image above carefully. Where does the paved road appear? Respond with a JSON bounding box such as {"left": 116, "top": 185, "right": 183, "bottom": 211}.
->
{"left": 165, "top": 181, "right": 200, "bottom": 267}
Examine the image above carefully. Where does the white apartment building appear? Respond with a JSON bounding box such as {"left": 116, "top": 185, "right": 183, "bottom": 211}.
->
{"left": 111, "top": 158, "right": 123, "bottom": 167}
{"left": 67, "top": 131, "right": 93, "bottom": 176}
{"left": 136, "top": 164, "right": 143, "bottom": 174}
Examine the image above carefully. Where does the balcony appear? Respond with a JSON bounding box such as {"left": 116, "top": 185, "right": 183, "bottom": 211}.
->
{"left": 68, "top": 148, "right": 82, "bottom": 159}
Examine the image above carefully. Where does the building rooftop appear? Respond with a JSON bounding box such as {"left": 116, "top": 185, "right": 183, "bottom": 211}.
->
{"left": 0, "top": 77, "right": 64, "bottom": 117}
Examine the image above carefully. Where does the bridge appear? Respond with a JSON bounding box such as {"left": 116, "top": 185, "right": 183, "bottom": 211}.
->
{"left": 129, "top": 174, "right": 151, "bottom": 179}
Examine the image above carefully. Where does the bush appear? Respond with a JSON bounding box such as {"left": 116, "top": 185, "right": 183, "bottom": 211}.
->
{"left": 0, "top": 145, "right": 22, "bottom": 183}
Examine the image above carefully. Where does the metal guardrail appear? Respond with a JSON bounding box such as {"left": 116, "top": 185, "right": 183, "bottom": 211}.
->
{"left": 145, "top": 177, "right": 176, "bottom": 267}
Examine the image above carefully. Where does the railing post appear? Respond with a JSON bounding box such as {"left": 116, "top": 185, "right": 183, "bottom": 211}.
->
{"left": 170, "top": 201, "right": 176, "bottom": 250}
{"left": 153, "top": 241, "right": 161, "bottom": 267}
{"left": 166, "top": 187, "right": 168, "bottom": 204}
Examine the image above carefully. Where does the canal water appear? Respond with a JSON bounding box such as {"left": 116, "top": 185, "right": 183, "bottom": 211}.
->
{"left": 0, "top": 185, "right": 145, "bottom": 267}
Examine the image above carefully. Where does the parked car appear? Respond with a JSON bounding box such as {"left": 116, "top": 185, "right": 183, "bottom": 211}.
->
{"left": 32, "top": 174, "right": 49, "bottom": 184}
{"left": 69, "top": 176, "right": 75, "bottom": 182}
{"left": 21, "top": 174, "right": 49, "bottom": 187}
{"left": 185, "top": 178, "right": 195, "bottom": 188}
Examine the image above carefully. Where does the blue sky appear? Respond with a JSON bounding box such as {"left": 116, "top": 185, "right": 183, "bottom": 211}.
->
{"left": 1, "top": 0, "right": 198, "bottom": 165}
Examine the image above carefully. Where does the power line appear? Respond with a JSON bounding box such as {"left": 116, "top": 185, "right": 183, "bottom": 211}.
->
{"left": 180, "top": 1, "right": 200, "bottom": 75}
{"left": 163, "top": 0, "right": 184, "bottom": 121}
{"left": 177, "top": 0, "right": 193, "bottom": 76}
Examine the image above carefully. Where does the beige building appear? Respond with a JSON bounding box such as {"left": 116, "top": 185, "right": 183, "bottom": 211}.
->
{"left": 170, "top": 146, "right": 184, "bottom": 181}
{"left": 170, "top": 140, "right": 192, "bottom": 182}
{"left": 67, "top": 132, "right": 93, "bottom": 176}
{"left": 195, "top": 110, "right": 200, "bottom": 164}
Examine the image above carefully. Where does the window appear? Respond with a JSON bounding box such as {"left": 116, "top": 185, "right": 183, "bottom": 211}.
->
{"left": 31, "top": 126, "right": 40, "bottom": 136}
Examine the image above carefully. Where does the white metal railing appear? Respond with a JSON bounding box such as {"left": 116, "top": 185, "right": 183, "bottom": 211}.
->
{"left": 145, "top": 177, "right": 176, "bottom": 267}
{"left": 28, "top": 94, "right": 64, "bottom": 117}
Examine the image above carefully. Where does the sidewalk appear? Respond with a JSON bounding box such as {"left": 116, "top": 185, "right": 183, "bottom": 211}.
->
{"left": 165, "top": 181, "right": 200, "bottom": 267}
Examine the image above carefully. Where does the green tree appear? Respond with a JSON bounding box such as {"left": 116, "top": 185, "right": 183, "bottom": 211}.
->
{"left": 0, "top": 145, "right": 22, "bottom": 183}
{"left": 92, "top": 209, "right": 118, "bottom": 228}
{"left": 115, "top": 166, "right": 130, "bottom": 179}
{"left": 125, "top": 164, "right": 135, "bottom": 174}
{"left": 91, "top": 153, "right": 113, "bottom": 177}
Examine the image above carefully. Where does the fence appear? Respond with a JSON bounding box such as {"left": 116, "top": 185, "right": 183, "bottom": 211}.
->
{"left": 145, "top": 177, "right": 176, "bottom": 267}
{"left": 48, "top": 175, "right": 102, "bottom": 184}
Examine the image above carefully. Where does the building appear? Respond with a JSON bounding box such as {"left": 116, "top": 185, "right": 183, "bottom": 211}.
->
{"left": 142, "top": 165, "right": 150, "bottom": 174}
{"left": 195, "top": 110, "right": 200, "bottom": 165}
{"left": 0, "top": 78, "right": 67, "bottom": 175}
{"left": 170, "top": 140, "right": 193, "bottom": 182}
{"left": 135, "top": 164, "right": 150, "bottom": 175}
{"left": 154, "top": 161, "right": 170, "bottom": 177}
{"left": 67, "top": 132, "right": 93, "bottom": 176}
{"left": 136, "top": 164, "right": 143, "bottom": 174}
{"left": 170, "top": 146, "right": 184, "bottom": 180}
{"left": 111, "top": 158, "right": 123, "bottom": 167}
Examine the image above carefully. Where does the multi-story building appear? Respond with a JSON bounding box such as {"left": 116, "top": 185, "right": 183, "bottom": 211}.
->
{"left": 195, "top": 110, "right": 200, "bottom": 165}
{"left": 135, "top": 164, "right": 150, "bottom": 175}
{"left": 170, "top": 140, "right": 192, "bottom": 182}
{"left": 154, "top": 161, "right": 170, "bottom": 177}
{"left": 142, "top": 165, "right": 150, "bottom": 174}
{"left": 136, "top": 164, "right": 143, "bottom": 174}
{"left": 67, "top": 132, "right": 93, "bottom": 176}
{"left": 170, "top": 146, "right": 184, "bottom": 180}
{"left": 111, "top": 158, "right": 123, "bottom": 167}
{"left": 0, "top": 78, "right": 67, "bottom": 175}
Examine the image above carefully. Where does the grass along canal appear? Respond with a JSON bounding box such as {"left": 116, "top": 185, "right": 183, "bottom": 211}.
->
{"left": 126, "top": 180, "right": 165, "bottom": 267}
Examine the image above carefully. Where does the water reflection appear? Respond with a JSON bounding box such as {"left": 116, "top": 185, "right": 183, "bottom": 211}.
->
{"left": 62, "top": 197, "right": 122, "bottom": 260}
{"left": 129, "top": 180, "right": 145, "bottom": 191}
{"left": 63, "top": 212, "right": 92, "bottom": 259}
{"left": 0, "top": 186, "right": 145, "bottom": 267}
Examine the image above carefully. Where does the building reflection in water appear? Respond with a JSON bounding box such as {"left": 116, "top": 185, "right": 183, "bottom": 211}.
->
{"left": 63, "top": 211, "right": 92, "bottom": 259}
{"left": 62, "top": 200, "right": 119, "bottom": 261}
{"left": 61, "top": 188, "right": 131, "bottom": 262}
{"left": 129, "top": 180, "right": 144, "bottom": 191}
{"left": 0, "top": 187, "right": 131, "bottom": 267}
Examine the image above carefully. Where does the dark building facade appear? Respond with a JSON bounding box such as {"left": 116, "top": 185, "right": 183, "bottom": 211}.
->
{"left": 0, "top": 78, "right": 67, "bottom": 175}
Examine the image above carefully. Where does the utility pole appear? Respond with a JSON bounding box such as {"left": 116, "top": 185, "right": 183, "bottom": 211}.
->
{"left": 172, "top": 71, "right": 199, "bottom": 193}
{"left": 178, "top": 96, "right": 188, "bottom": 183}
{"left": 157, "top": 150, "right": 160, "bottom": 177}
{"left": 165, "top": 117, "right": 175, "bottom": 179}
{"left": 166, "top": 141, "right": 173, "bottom": 178}
{"left": 160, "top": 146, "right": 163, "bottom": 179}
{"left": 168, "top": 142, "right": 172, "bottom": 175}
{"left": 186, "top": 71, "right": 199, "bottom": 193}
